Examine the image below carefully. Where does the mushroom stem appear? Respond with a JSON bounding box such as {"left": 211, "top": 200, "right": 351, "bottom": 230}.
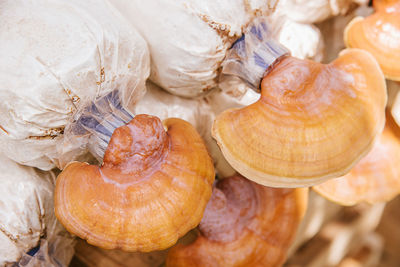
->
{"left": 220, "top": 18, "right": 290, "bottom": 92}
{"left": 71, "top": 90, "right": 134, "bottom": 162}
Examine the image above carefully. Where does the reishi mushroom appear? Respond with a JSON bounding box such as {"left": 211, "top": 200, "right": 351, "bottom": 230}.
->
{"left": 166, "top": 174, "right": 308, "bottom": 267}
{"left": 344, "top": 0, "right": 400, "bottom": 80}
{"left": 313, "top": 113, "right": 400, "bottom": 205}
{"left": 213, "top": 47, "right": 386, "bottom": 187}
{"left": 55, "top": 114, "right": 215, "bottom": 251}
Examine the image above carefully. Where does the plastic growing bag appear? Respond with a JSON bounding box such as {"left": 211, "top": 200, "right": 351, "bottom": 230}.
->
{"left": 0, "top": 155, "right": 74, "bottom": 267}
{"left": 276, "top": 0, "right": 368, "bottom": 24}
{"left": 0, "top": 0, "right": 150, "bottom": 170}
{"left": 110, "top": 0, "right": 279, "bottom": 97}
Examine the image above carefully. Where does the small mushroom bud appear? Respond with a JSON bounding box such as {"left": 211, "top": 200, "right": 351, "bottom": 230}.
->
{"left": 344, "top": 0, "right": 400, "bottom": 81}
{"left": 55, "top": 114, "right": 215, "bottom": 252}
{"left": 313, "top": 113, "right": 400, "bottom": 205}
{"left": 213, "top": 20, "right": 387, "bottom": 187}
{"left": 166, "top": 174, "right": 308, "bottom": 267}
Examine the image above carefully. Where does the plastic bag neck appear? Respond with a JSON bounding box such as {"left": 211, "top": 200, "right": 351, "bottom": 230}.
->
{"left": 68, "top": 90, "right": 133, "bottom": 163}
{"left": 220, "top": 18, "right": 290, "bottom": 93}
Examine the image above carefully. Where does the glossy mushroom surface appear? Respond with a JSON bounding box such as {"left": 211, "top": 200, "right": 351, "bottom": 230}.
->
{"left": 313, "top": 114, "right": 400, "bottom": 205}
{"left": 55, "top": 114, "right": 215, "bottom": 252}
{"left": 373, "top": 0, "right": 400, "bottom": 11}
{"left": 344, "top": 0, "right": 400, "bottom": 80}
{"left": 166, "top": 174, "right": 308, "bottom": 267}
{"left": 212, "top": 49, "right": 386, "bottom": 187}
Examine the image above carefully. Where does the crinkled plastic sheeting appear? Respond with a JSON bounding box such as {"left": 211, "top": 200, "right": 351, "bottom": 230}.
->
{"left": 110, "top": 0, "right": 279, "bottom": 97}
{"left": 16, "top": 224, "right": 75, "bottom": 267}
{"left": 0, "top": 0, "right": 149, "bottom": 170}
{"left": 276, "top": 0, "right": 368, "bottom": 24}
{"left": 0, "top": 155, "right": 75, "bottom": 267}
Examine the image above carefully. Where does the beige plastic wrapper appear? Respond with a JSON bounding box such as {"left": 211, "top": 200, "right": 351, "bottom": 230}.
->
{"left": 0, "top": 154, "right": 74, "bottom": 267}
{"left": 276, "top": 0, "right": 368, "bottom": 24}
{"left": 136, "top": 82, "right": 213, "bottom": 137}
{"left": 16, "top": 221, "right": 75, "bottom": 267}
{"left": 0, "top": 0, "right": 150, "bottom": 170}
{"left": 268, "top": 14, "right": 324, "bottom": 62}
{"left": 110, "top": 0, "right": 279, "bottom": 97}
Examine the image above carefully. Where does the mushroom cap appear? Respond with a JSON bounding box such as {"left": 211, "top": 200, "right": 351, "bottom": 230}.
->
{"left": 212, "top": 49, "right": 386, "bottom": 188}
{"left": 166, "top": 174, "right": 308, "bottom": 267}
{"left": 344, "top": 1, "right": 400, "bottom": 81}
{"left": 313, "top": 114, "right": 400, "bottom": 205}
{"left": 373, "top": 0, "right": 400, "bottom": 12}
{"left": 55, "top": 114, "right": 215, "bottom": 252}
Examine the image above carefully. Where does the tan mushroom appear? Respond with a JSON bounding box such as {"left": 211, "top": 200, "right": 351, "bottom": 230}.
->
{"left": 313, "top": 113, "right": 400, "bottom": 205}
{"left": 344, "top": 0, "right": 400, "bottom": 81}
{"left": 213, "top": 49, "right": 386, "bottom": 187}
{"left": 55, "top": 114, "right": 215, "bottom": 252}
{"left": 166, "top": 174, "right": 308, "bottom": 267}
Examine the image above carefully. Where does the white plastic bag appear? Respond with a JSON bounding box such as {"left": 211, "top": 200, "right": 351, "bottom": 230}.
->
{"left": 110, "top": 0, "right": 279, "bottom": 97}
{"left": 268, "top": 14, "right": 324, "bottom": 62}
{"left": 276, "top": 0, "right": 368, "bottom": 24}
{"left": 0, "top": 155, "right": 74, "bottom": 267}
{"left": 111, "top": 0, "right": 324, "bottom": 99}
{"left": 135, "top": 82, "right": 213, "bottom": 139}
{"left": 0, "top": 0, "right": 150, "bottom": 170}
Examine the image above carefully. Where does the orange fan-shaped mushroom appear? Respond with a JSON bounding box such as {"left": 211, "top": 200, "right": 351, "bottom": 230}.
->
{"left": 313, "top": 114, "right": 400, "bottom": 205}
{"left": 212, "top": 49, "right": 386, "bottom": 188}
{"left": 374, "top": 0, "right": 400, "bottom": 11}
{"left": 166, "top": 174, "right": 308, "bottom": 267}
{"left": 344, "top": 0, "right": 400, "bottom": 80}
{"left": 55, "top": 114, "right": 215, "bottom": 252}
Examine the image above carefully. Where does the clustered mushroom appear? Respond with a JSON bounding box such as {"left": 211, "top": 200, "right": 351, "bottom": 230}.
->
{"left": 1, "top": 0, "right": 399, "bottom": 266}
{"left": 313, "top": 113, "right": 400, "bottom": 205}
{"left": 213, "top": 20, "right": 386, "bottom": 187}
{"left": 344, "top": 0, "right": 400, "bottom": 81}
{"left": 55, "top": 114, "right": 215, "bottom": 251}
{"left": 166, "top": 174, "right": 308, "bottom": 267}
